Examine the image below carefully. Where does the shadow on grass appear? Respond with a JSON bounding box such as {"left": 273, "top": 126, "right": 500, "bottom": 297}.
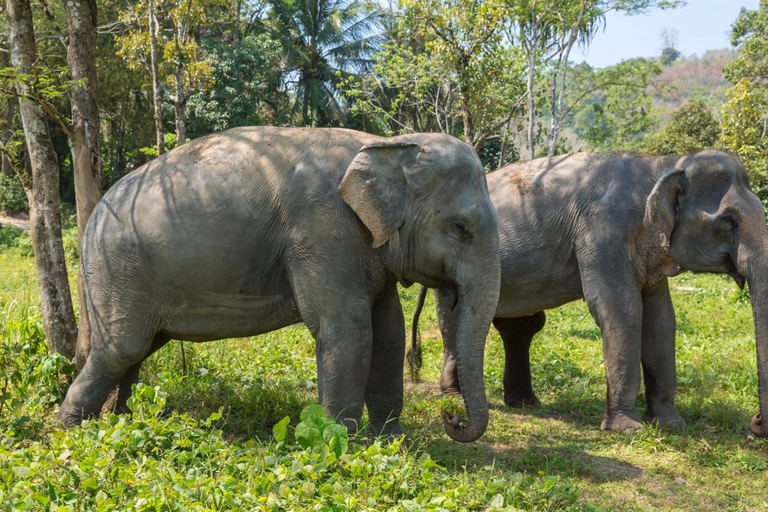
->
{"left": 422, "top": 437, "right": 643, "bottom": 483}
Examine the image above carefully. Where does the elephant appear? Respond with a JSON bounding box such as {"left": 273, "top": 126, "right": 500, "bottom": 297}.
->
{"left": 411, "top": 150, "right": 768, "bottom": 437}
{"left": 57, "top": 126, "right": 501, "bottom": 443}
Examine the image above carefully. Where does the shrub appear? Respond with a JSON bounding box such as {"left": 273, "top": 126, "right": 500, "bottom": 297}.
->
{"left": 0, "top": 174, "right": 28, "bottom": 214}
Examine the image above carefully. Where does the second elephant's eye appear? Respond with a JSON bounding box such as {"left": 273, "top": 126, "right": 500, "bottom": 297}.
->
{"left": 453, "top": 222, "right": 473, "bottom": 242}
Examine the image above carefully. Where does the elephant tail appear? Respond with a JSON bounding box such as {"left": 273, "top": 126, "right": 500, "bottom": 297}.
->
{"left": 407, "top": 285, "right": 428, "bottom": 382}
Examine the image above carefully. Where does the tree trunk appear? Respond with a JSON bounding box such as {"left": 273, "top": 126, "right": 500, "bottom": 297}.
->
{"left": 149, "top": 0, "right": 164, "bottom": 155}
{"left": 1, "top": 97, "right": 15, "bottom": 178}
{"left": 547, "top": 0, "right": 588, "bottom": 157}
{"left": 1, "top": 52, "right": 15, "bottom": 177}
{"left": 526, "top": 42, "right": 537, "bottom": 160}
{"left": 7, "top": 0, "right": 78, "bottom": 359}
{"left": 61, "top": 0, "right": 104, "bottom": 369}
{"left": 174, "top": 68, "right": 186, "bottom": 145}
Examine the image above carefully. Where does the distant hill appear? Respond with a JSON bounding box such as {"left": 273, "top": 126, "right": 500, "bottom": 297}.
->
{"left": 654, "top": 49, "right": 737, "bottom": 113}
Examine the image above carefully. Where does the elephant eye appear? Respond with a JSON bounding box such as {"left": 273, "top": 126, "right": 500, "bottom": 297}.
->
{"left": 717, "top": 214, "right": 739, "bottom": 232}
{"left": 452, "top": 221, "right": 473, "bottom": 242}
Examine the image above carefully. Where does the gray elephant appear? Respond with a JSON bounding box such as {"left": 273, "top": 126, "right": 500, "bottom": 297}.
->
{"left": 412, "top": 150, "right": 768, "bottom": 437}
{"left": 58, "top": 126, "right": 500, "bottom": 443}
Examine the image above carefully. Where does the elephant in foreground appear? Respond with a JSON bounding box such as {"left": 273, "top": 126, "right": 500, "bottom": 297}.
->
{"left": 412, "top": 150, "right": 768, "bottom": 437}
{"left": 58, "top": 126, "right": 501, "bottom": 443}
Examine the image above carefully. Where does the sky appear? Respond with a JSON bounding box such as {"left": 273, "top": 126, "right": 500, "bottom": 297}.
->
{"left": 576, "top": 0, "right": 761, "bottom": 68}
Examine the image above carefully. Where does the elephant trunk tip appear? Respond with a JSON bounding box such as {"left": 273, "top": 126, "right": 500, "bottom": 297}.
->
{"left": 442, "top": 410, "right": 488, "bottom": 443}
{"left": 750, "top": 413, "right": 768, "bottom": 438}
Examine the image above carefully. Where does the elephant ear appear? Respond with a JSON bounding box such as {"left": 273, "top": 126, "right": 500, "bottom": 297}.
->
{"left": 644, "top": 168, "right": 685, "bottom": 246}
{"left": 339, "top": 141, "right": 421, "bottom": 248}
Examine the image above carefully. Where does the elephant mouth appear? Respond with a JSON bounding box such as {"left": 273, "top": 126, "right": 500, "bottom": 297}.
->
{"left": 730, "top": 272, "right": 746, "bottom": 289}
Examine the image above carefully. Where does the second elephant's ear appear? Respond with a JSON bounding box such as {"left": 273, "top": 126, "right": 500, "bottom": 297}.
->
{"left": 339, "top": 141, "right": 421, "bottom": 248}
{"left": 644, "top": 168, "right": 685, "bottom": 246}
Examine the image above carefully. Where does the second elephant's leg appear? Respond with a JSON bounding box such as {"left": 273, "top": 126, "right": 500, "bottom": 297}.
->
{"left": 641, "top": 279, "right": 685, "bottom": 428}
{"left": 435, "top": 288, "right": 461, "bottom": 395}
{"left": 494, "top": 312, "right": 546, "bottom": 407}
{"left": 365, "top": 286, "right": 406, "bottom": 437}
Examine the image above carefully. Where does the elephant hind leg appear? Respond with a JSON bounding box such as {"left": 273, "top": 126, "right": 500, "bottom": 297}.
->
{"left": 494, "top": 312, "right": 545, "bottom": 408}
{"left": 57, "top": 319, "right": 163, "bottom": 427}
{"left": 114, "top": 333, "right": 172, "bottom": 414}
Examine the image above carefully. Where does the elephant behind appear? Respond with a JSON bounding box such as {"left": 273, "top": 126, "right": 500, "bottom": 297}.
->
{"left": 412, "top": 150, "right": 768, "bottom": 438}
{"left": 58, "top": 126, "right": 500, "bottom": 443}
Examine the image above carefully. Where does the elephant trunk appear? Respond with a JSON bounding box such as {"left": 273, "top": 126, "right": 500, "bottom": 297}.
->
{"left": 740, "top": 236, "right": 768, "bottom": 438}
{"left": 443, "top": 257, "right": 500, "bottom": 443}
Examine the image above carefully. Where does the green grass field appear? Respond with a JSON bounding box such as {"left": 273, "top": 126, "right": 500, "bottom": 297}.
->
{"left": 0, "top": 231, "right": 766, "bottom": 511}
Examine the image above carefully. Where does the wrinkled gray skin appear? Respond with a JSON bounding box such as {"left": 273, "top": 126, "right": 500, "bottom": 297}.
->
{"left": 58, "top": 126, "right": 500, "bottom": 443}
{"left": 414, "top": 150, "right": 768, "bottom": 437}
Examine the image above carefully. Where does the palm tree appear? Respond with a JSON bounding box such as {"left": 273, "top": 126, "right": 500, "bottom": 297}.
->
{"left": 269, "top": 0, "right": 383, "bottom": 126}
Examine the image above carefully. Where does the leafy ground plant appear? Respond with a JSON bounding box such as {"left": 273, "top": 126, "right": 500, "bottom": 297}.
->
{"left": 0, "top": 249, "right": 766, "bottom": 510}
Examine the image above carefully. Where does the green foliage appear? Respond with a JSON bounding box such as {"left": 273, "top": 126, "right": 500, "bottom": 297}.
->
{"left": 644, "top": 98, "right": 720, "bottom": 155}
{"left": 268, "top": 0, "right": 384, "bottom": 127}
{"left": 720, "top": 79, "right": 768, "bottom": 202}
{"left": 0, "top": 175, "right": 28, "bottom": 214}
{"left": 568, "top": 59, "right": 663, "bottom": 150}
{"left": 659, "top": 46, "right": 681, "bottom": 66}
{"left": 724, "top": 0, "right": 768, "bottom": 85}
{"left": 0, "top": 299, "right": 76, "bottom": 432}
{"left": 186, "top": 35, "right": 290, "bottom": 136}
{"left": 0, "top": 225, "right": 26, "bottom": 251}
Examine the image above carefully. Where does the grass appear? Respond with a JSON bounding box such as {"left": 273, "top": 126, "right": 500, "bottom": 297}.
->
{"left": 0, "top": 229, "right": 766, "bottom": 510}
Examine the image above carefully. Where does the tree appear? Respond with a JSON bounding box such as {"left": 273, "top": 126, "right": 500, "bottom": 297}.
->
{"left": 643, "top": 98, "right": 719, "bottom": 155}
{"left": 514, "top": 0, "right": 682, "bottom": 159}
{"left": 568, "top": 58, "right": 662, "bottom": 150}
{"left": 268, "top": 0, "right": 383, "bottom": 127}
{"left": 117, "top": 0, "right": 214, "bottom": 146}
{"left": 4, "top": 0, "right": 78, "bottom": 358}
{"left": 659, "top": 27, "right": 680, "bottom": 66}
{"left": 720, "top": 0, "right": 768, "bottom": 203}
{"left": 400, "top": 0, "right": 526, "bottom": 148}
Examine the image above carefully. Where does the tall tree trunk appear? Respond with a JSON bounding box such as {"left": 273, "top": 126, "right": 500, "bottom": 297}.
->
{"left": 1, "top": 52, "right": 15, "bottom": 177}
{"left": 61, "top": 0, "right": 104, "bottom": 368}
{"left": 7, "top": 0, "right": 78, "bottom": 358}
{"left": 1, "top": 97, "right": 15, "bottom": 178}
{"left": 547, "top": 0, "right": 588, "bottom": 157}
{"left": 149, "top": 0, "right": 164, "bottom": 155}
{"left": 526, "top": 42, "right": 537, "bottom": 160}
{"left": 174, "top": 68, "right": 186, "bottom": 145}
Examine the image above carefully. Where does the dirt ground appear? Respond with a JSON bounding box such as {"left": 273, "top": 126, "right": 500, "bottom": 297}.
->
{"left": 0, "top": 211, "right": 30, "bottom": 230}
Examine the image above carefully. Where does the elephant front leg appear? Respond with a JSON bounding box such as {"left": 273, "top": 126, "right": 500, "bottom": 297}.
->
{"left": 584, "top": 280, "right": 645, "bottom": 432}
{"left": 306, "top": 306, "right": 374, "bottom": 435}
{"left": 365, "top": 286, "right": 407, "bottom": 438}
{"left": 641, "top": 279, "right": 685, "bottom": 429}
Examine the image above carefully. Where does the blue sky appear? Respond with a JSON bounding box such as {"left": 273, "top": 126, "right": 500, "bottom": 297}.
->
{"left": 576, "top": 0, "right": 761, "bottom": 68}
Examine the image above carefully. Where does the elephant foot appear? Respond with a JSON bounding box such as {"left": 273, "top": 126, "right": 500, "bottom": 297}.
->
{"left": 366, "top": 422, "right": 410, "bottom": 445}
{"left": 504, "top": 393, "right": 541, "bottom": 408}
{"left": 643, "top": 408, "right": 686, "bottom": 430}
{"left": 751, "top": 413, "right": 768, "bottom": 438}
{"left": 601, "top": 410, "right": 643, "bottom": 433}
{"left": 441, "top": 386, "right": 462, "bottom": 397}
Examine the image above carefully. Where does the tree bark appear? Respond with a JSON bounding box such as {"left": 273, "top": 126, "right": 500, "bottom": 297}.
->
{"left": 174, "top": 68, "right": 186, "bottom": 145}
{"left": 61, "top": 0, "right": 104, "bottom": 368}
{"left": 1, "top": 97, "right": 16, "bottom": 178}
{"left": 7, "top": 0, "right": 78, "bottom": 359}
{"left": 1, "top": 52, "right": 16, "bottom": 177}
{"left": 547, "top": 0, "right": 589, "bottom": 157}
{"left": 149, "top": 0, "right": 164, "bottom": 154}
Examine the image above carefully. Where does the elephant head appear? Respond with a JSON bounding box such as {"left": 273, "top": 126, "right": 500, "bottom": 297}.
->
{"left": 646, "top": 149, "right": 768, "bottom": 437}
{"left": 340, "top": 134, "right": 501, "bottom": 442}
